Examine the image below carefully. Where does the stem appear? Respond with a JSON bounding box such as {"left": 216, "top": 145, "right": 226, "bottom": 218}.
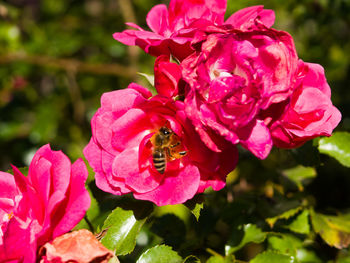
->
{"left": 84, "top": 215, "right": 94, "bottom": 233}
{"left": 0, "top": 52, "right": 137, "bottom": 77}
{"left": 206, "top": 248, "right": 223, "bottom": 258}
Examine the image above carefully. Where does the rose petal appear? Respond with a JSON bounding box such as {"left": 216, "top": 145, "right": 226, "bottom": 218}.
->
{"left": 239, "top": 120, "right": 272, "bottom": 159}
{"left": 146, "top": 4, "right": 169, "bottom": 35}
{"left": 113, "top": 148, "right": 163, "bottom": 193}
{"left": 134, "top": 164, "right": 200, "bottom": 206}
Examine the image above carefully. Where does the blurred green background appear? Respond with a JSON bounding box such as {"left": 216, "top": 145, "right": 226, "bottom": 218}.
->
{"left": 1, "top": 0, "right": 350, "bottom": 262}
{"left": 0, "top": 0, "right": 348, "bottom": 169}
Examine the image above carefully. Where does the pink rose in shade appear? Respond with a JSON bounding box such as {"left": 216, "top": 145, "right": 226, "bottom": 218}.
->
{"left": 268, "top": 61, "right": 341, "bottom": 148}
{"left": 0, "top": 144, "right": 90, "bottom": 263}
{"left": 39, "top": 229, "right": 114, "bottom": 263}
{"left": 182, "top": 29, "right": 299, "bottom": 159}
{"left": 113, "top": 0, "right": 274, "bottom": 61}
{"left": 83, "top": 84, "right": 237, "bottom": 206}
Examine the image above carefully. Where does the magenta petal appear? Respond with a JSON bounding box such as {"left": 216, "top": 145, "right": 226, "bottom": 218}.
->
{"left": 302, "top": 62, "right": 331, "bottom": 97}
{"left": 28, "top": 156, "right": 51, "bottom": 205}
{"left": 226, "top": 5, "right": 275, "bottom": 29}
{"left": 111, "top": 108, "right": 148, "bottom": 151}
{"left": 83, "top": 138, "right": 103, "bottom": 175}
{"left": 113, "top": 31, "right": 138, "bottom": 46}
{"left": 95, "top": 171, "right": 124, "bottom": 196}
{"left": 200, "top": 103, "right": 239, "bottom": 145}
{"left": 113, "top": 148, "right": 162, "bottom": 193}
{"left": 154, "top": 55, "right": 181, "bottom": 98}
{"left": 239, "top": 120, "right": 272, "bottom": 159}
{"left": 146, "top": 4, "right": 169, "bottom": 34}
{"left": 12, "top": 165, "right": 44, "bottom": 223}
{"left": 125, "top": 22, "right": 144, "bottom": 31}
{"left": 52, "top": 159, "right": 90, "bottom": 238}
{"left": 100, "top": 88, "right": 148, "bottom": 113}
{"left": 47, "top": 190, "right": 66, "bottom": 220}
{"left": 33, "top": 145, "right": 72, "bottom": 197}
{"left": 208, "top": 75, "right": 245, "bottom": 103}
{"left": 133, "top": 164, "right": 200, "bottom": 206}
{"left": 84, "top": 139, "right": 127, "bottom": 195}
{"left": 0, "top": 198, "right": 14, "bottom": 211}
{"left": 168, "top": 0, "right": 226, "bottom": 26}
{"left": 258, "top": 9, "right": 275, "bottom": 28}
{"left": 184, "top": 91, "right": 221, "bottom": 152}
{"left": 0, "top": 172, "right": 16, "bottom": 199}
{"left": 94, "top": 112, "right": 116, "bottom": 155}
{"left": 1, "top": 217, "right": 36, "bottom": 263}
{"left": 289, "top": 88, "right": 341, "bottom": 136}
{"left": 127, "top": 83, "right": 153, "bottom": 99}
{"left": 101, "top": 152, "right": 131, "bottom": 194}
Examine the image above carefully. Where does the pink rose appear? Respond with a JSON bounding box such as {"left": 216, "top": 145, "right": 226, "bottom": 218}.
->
{"left": 83, "top": 84, "right": 237, "bottom": 206}
{"left": 182, "top": 29, "right": 299, "bottom": 159}
{"left": 268, "top": 61, "right": 341, "bottom": 148}
{"left": 113, "top": 0, "right": 274, "bottom": 60}
{"left": 0, "top": 144, "right": 90, "bottom": 263}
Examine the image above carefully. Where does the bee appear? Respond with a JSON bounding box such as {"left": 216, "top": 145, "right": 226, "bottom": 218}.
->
{"left": 151, "top": 126, "right": 187, "bottom": 174}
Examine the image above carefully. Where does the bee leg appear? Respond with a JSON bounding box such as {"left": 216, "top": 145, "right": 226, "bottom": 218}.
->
{"left": 170, "top": 142, "right": 180, "bottom": 148}
{"left": 166, "top": 147, "right": 173, "bottom": 158}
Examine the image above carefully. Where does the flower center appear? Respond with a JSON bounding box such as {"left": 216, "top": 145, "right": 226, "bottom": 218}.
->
{"left": 0, "top": 211, "right": 14, "bottom": 238}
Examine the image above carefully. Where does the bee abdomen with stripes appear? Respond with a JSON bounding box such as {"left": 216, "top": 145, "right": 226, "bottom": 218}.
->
{"left": 152, "top": 148, "right": 166, "bottom": 174}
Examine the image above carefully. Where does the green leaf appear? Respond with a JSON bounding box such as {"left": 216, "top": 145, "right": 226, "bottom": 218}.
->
{"left": 250, "top": 251, "right": 296, "bottom": 263}
{"left": 138, "top": 72, "right": 155, "bottom": 86}
{"left": 183, "top": 255, "right": 201, "bottom": 263}
{"left": 282, "top": 166, "right": 317, "bottom": 191}
{"left": 191, "top": 202, "right": 204, "bottom": 221}
{"left": 136, "top": 245, "right": 182, "bottom": 263}
{"left": 310, "top": 210, "right": 350, "bottom": 249}
{"left": 268, "top": 234, "right": 303, "bottom": 257}
{"left": 256, "top": 194, "right": 301, "bottom": 219}
{"left": 318, "top": 132, "right": 350, "bottom": 167}
{"left": 266, "top": 206, "right": 303, "bottom": 228}
{"left": 285, "top": 209, "right": 310, "bottom": 234}
{"left": 184, "top": 195, "right": 204, "bottom": 221}
{"left": 206, "top": 255, "right": 235, "bottom": 263}
{"left": 296, "top": 248, "right": 322, "bottom": 263}
{"left": 206, "top": 256, "right": 225, "bottom": 263}
{"left": 108, "top": 256, "right": 121, "bottom": 263}
{"left": 100, "top": 207, "right": 146, "bottom": 255}
{"left": 226, "top": 224, "right": 267, "bottom": 255}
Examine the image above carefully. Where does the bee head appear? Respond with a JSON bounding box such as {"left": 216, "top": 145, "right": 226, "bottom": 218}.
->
{"left": 159, "top": 126, "right": 172, "bottom": 137}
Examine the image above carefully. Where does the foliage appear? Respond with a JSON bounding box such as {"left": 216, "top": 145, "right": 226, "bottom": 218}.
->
{"left": 1, "top": 0, "right": 350, "bottom": 262}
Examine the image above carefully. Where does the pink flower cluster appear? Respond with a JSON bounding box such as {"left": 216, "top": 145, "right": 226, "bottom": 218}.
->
{"left": 84, "top": 0, "right": 341, "bottom": 206}
{"left": 0, "top": 145, "right": 90, "bottom": 262}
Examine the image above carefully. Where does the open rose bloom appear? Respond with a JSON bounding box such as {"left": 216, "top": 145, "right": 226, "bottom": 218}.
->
{"left": 84, "top": 84, "right": 237, "bottom": 206}
{"left": 0, "top": 145, "right": 90, "bottom": 262}
{"left": 91, "top": 0, "right": 342, "bottom": 205}
{"left": 113, "top": 2, "right": 274, "bottom": 61}
{"left": 182, "top": 29, "right": 300, "bottom": 158}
